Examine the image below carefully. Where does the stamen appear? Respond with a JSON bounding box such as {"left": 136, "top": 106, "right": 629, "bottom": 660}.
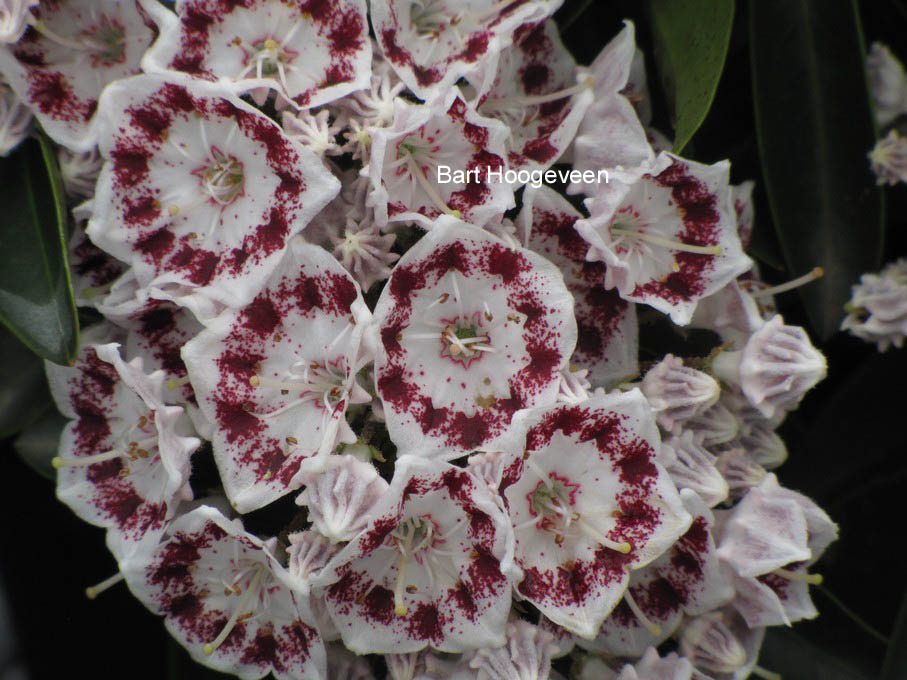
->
{"left": 750, "top": 267, "right": 824, "bottom": 298}
{"left": 623, "top": 589, "right": 662, "bottom": 636}
{"left": 51, "top": 435, "right": 157, "bottom": 469}
{"left": 167, "top": 376, "right": 191, "bottom": 390}
{"left": 487, "top": 77, "right": 594, "bottom": 109}
{"left": 85, "top": 572, "right": 124, "bottom": 599}
{"left": 576, "top": 517, "right": 632, "bottom": 554}
{"left": 404, "top": 153, "right": 461, "bottom": 219}
{"left": 81, "top": 281, "right": 115, "bottom": 300}
{"left": 204, "top": 567, "right": 265, "bottom": 656}
{"left": 28, "top": 18, "right": 91, "bottom": 51}
{"left": 773, "top": 567, "right": 823, "bottom": 585}
{"left": 611, "top": 226, "right": 722, "bottom": 256}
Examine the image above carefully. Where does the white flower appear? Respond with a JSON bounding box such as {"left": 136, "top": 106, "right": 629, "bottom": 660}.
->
{"left": 866, "top": 42, "right": 907, "bottom": 127}
{"left": 575, "top": 155, "right": 753, "bottom": 325}
{"left": 869, "top": 129, "right": 907, "bottom": 185}
{"left": 87, "top": 74, "right": 339, "bottom": 321}
{"left": 372, "top": 217, "right": 576, "bottom": 459}
{"left": 0, "top": 0, "right": 155, "bottom": 150}
{"left": 842, "top": 257, "right": 907, "bottom": 350}
{"left": 640, "top": 354, "right": 720, "bottom": 432}
{"left": 468, "top": 620, "right": 558, "bottom": 680}
{"left": 282, "top": 108, "right": 343, "bottom": 157}
{"left": 616, "top": 647, "right": 694, "bottom": 680}
{"left": 182, "top": 239, "right": 372, "bottom": 512}
{"left": 330, "top": 210, "right": 399, "bottom": 292}
{"left": 312, "top": 456, "right": 519, "bottom": 654}
{"left": 122, "top": 505, "right": 327, "bottom": 679}
{"left": 141, "top": 0, "right": 371, "bottom": 109}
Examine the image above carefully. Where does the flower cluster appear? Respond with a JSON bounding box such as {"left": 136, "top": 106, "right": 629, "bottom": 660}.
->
{"left": 6, "top": 2, "right": 839, "bottom": 678}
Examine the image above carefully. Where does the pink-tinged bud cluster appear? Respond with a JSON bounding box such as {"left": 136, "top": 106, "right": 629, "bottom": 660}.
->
{"left": 22, "top": 6, "right": 841, "bottom": 678}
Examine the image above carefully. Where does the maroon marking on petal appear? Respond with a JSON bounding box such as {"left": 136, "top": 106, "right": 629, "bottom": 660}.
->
{"left": 359, "top": 516, "right": 397, "bottom": 553}
{"left": 757, "top": 572, "right": 791, "bottom": 598}
{"left": 406, "top": 602, "right": 444, "bottom": 642}
{"left": 130, "top": 106, "right": 171, "bottom": 143}
{"left": 165, "top": 593, "right": 204, "bottom": 622}
{"left": 328, "top": 10, "right": 364, "bottom": 54}
{"left": 169, "top": 243, "right": 219, "bottom": 285}
{"left": 467, "top": 544, "right": 506, "bottom": 597}
{"left": 520, "top": 342, "right": 561, "bottom": 388}
{"left": 515, "top": 22, "right": 546, "bottom": 53}
{"left": 413, "top": 64, "right": 442, "bottom": 87}
{"left": 135, "top": 228, "right": 175, "bottom": 264}
{"left": 468, "top": 509, "right": 495, "bottom": 543}
{"left": 521, "top": 63, "right": 550, "bottom": 94}
{"left": 362, "top": 585, "right": 395, "bottom": 624}
{"left": 485, "top": 243, "right": 529, "bottom": 284}
{"left": 85, "top": 457, "right": 123, "bottom": 483}
{"left": 241, "top": 294, "right": 281, "bottom": 336}
{"left": 171, "top": 53, "right": 206, "bottom": 74}
{"left": 324, "top": 273, "right": 357, "bottom": 315}
{"left": 575, "top": 286, "right": 627, "bottom": 365}
{"left": 377, "top": 366, "right": 417, "bottom": 407}
{"left": 240, "top": 629, "right": 279, "bottom": 668}
{"left": 26, "top": 71, "right": 78, "bottom": 119}
{"left": 389, "top": 265, "right": 426, "bottom": 309}
{"left": 279, "top": 621, "right": 313, "bottom": 664}
{"left": 522, "top": 137, "right": 558, "bottom": 163}
{"left": 671, "top": 516, "right": 708, "bottom": 574}
{"left": 215, "top": 399, "right": 264, "bottom": 444}
{"left": 380, "top": 28, "right": 411, "bottom": 66}
{"left": 446, "top": 582, "right": 478, "bottom": 620}
{"left": 300, "top": 0, "right": 332, "bottom": 22}
{"left": 111, "top": 148, "right": 151, "bottom": 187}
{"left": 525, "top": 405, "right": 589, "bottom": 452}
{"left": 293, "top": 275, "right": 324, "bottom": 314}
{"left": 12, "top": 49, "right": 45, "bottom": 67}
{"left": 456, "top": 32, "right": 490, "bottom": 63}
{"left": 124, "top": 195, "right": 161, "bottom": 226}
{"left": 447, "top": 411, "right": 490, "bottom": 450}
{"left": 613, "top": 442, "right": 657, "bottom": 486}
{"left": 320, "top": 63, "right": 353, "bottom": 87}
{"left": 638, "top": 577, "right": 682, "bottom": 620}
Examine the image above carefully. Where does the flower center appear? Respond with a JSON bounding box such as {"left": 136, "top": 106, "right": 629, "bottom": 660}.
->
{"left": 82, "top": 18, "right": 126, "bottom": 66}
{"left": 440, "top": 318, "right": 492, "bottom": 367}
{"left": 250, "top": 37, "right": 296, "bottom": 77}
{"left": 250, "top": 358, "right": 348, "bottom": 414}
{"left": 195, "top": 147, "right": 244, "bottom": 205}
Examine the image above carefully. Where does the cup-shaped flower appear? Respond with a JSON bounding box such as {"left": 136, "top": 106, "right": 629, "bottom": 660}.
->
{"left": 370, "top": 0, "right": 560, "bottom": 100}
{"left": 468, "top": 620, "right": 559, "bottom": 680}
{"left": 87, "top": 74, "right": 339, "bottom": 321}
{"left": 640, "top": 354, "right": 719, "bottom": 433}
{"left": 518, "top": 185, "right": 638, "bottom": 388}
{"left": 372, "top": 217, "right": 576, "bottom": 459}
{"left": 312, "top": 456, "right": 519, "bottom": 654}
{"left": 842, "top": 258, "right": 907, "bottom": 351}
{"left": 576, "top": 156, "right": 753, "bottom": 325}
{"left": 182, "top": 240, "right": 372, "bottom": 512}
{"left": 0, "top": 0, "right": 155, "bottom": 150}
{"left": 615, "top": 647, "right": 694, "bottom": 680}
{"left": 46, "top": 334, "right": 199, "bottom": 560}
{"left": 141, "top": 0, "right": 371, "bottom": 109}
{"left": 496, "top": 391, "right": 691, "bottom": 639}
{"left": 122, "top": 505, "right": 327, "bottom": 679}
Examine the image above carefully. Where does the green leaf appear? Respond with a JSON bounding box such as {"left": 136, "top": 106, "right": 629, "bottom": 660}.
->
{"left": 13, "top": 407, "right": 68, "bottom": 481}
{"left": 647, "top": 0, "right": 735, "bottom": 153}
{"left": 0, "top": 325, "right": 52, "bottom": 438}
{"left": 882, "top": 588, "right": 907, "bottom": 680}
{"left": 750, "top": 0, "right": 885, "bottom": 340}
{"left": 760, "top": 628, "right": 874, "bottom": 680}
{"left": 0, "top": 134, "right": 79, "bottom": 364}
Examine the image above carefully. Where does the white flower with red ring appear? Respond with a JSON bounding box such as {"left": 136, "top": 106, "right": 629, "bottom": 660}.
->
{"left": 182, "top": 239, "right": 372, "bottom": 513}
{"left": 580, "top": 489, "right": 733, "bottom": 657}
{"left": 311, "top": 456, "right": 518, "bottom": 654}
{"left": 372, "top": 217, "right": 576, "bottom": 459}
{"left": 87, "top": 74, "right": 339, "bottom": 321}
{"left": 0, "top": 0, "right": 155, "bottom": 150}
{"left": 368, "top": 90, "right": 513, "bottom": 229}
{"left": 122, "top": 505, "right": 327, "bottom": 680}
{"left": 469, "top": 19, "right": 593, "bottom": 173}
{"left": 496, "top": 391, "right": 691, "bottom": 639}
{"left": 141, "top": 0, "right": 370, "bottom": 109}
{"left": 575, "top": 155, "right": 753, "bottom": 325}
{"left": 46, "top": 334, "right": 199, "bottom": 561}
{"left": 518, "top": 185, "right": 638, "bottom": 387}
{"left": 569, "top": 21, "right": 659, "bottom": 192}
{"left": 370, "top": 0, "right": 561, "bottom": 100}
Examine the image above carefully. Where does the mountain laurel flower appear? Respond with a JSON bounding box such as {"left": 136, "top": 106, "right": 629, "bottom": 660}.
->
{"left": 141, "top": 0, "right": 371, "bottom": 109}
{"left": 866, "top": 42, "right": 907, "bottom": 127}
{"left": 0, "top": 0, "right": 155, "bottom": 150}
{"left": 370, "top": 0, "right": 560, "bottom": 100}
{"left": 640, "top": 354, "right": 720, "bottom": 433}
{"left": 312, "top": 456, "right": 519, "bottom": 655}
{"left": 712, "top": 315, "right": 826, "bottom": 419}
{"left": 0, "top": 76, "right": 29, "bottom": 155}
{"left": 122, "top": 505, "right": 327, "bottom": 680}
{"left": 842, "top": 257, "right": 907, "bottom": 350}
{"left": 87, "top": 75, "right": 340, "bottom": 320}
{"left": 296, "top": 455, "right": 390, "bottom": 544}
{"left": 615, "top": 647, "right": 694, "bottom": 680}
{"left": 659, "top": 432, "right": 729, "bottom": 508}
{"left": 330, "top": 210, "right": 399, "bottom": 292}
{"left": 678, "top": 610, "right": 764, "bottom": 680}
{"left": 281, "top": 108, "right": 344, "bottom": 158}
{"left": 496, "top": 392, "right": 691, "bottom": 639}
{"left": 869, "top": 129, "right": 907, "bottom": 186}
{"left": 46, "top": 335, "right": 199, "bottom": 560}
{"left": 367, "top": 90, "right": 513, "bottom": 229}
{"left": 468, "top": 620, "right": 558, "bottom": 680}
{"left": 580, "top": 490, "right": 733, "bottom": 657}
{"left": 519, "top": 185, "right": 639, "bottom": 388}
{"left": 714, "top": 447, "right": 767, "bottom": 501}
{"left": 372, "top": 218, "right": 576, "bottom": 459}
{"left": 182, "top": 239, "right": 372, "bottom": 512}
{"left": 682, "top": 401, "right": 740, "bottom": 447}
{"left": 576, "top": 156, "right": 753, "bottom": 325}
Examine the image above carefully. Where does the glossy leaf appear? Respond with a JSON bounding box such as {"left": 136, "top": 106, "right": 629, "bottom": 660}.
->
{"left": 882, "top": 588, "right": 907, "bottom": 680}
{"left": 760, "top": 628, "right": 874, "bottom": 680}
{"left": 0, "top": 134, "right": 78, "bottom": 364}
{"left": 750, "top": 0, "right": 884, "bottom": 340}
{"left": 648, "top": 0, "right": 735, "bottom": 153}
{"left": 13, "top": 408, "right": 67, "bottom": 481}
{"left": 0, "top": 324, "right": 52, "bottom": 438}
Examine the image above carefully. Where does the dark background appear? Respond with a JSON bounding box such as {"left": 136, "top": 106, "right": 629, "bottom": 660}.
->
{"left": 2, "top": 0, "right": 906, "bottom": 677}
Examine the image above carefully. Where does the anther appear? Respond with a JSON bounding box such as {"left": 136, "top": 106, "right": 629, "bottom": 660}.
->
{"left": 750, "top": 267, "right": 824, "bottom": 298}
{"left": 85, "top": 572, "right": 124, "bottom": 600}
